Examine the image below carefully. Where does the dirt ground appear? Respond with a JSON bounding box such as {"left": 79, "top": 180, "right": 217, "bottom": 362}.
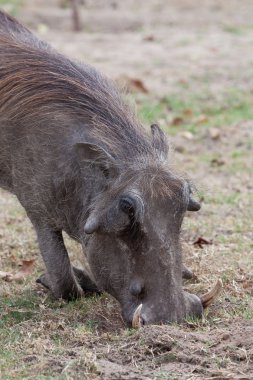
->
{"left": 0, "top": 0, "right": 253, "bottom": 379}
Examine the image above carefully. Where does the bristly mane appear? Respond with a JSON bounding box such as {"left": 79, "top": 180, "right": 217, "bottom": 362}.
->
{"left": 0, "top": 10, "right": 164, "bottom": 164}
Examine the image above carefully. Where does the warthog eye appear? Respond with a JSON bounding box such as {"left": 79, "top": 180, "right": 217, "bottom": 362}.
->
{"left": 118, "top": 196, "right": 144, "bottom": 242}
{"left": 119, "top": 197, "right": 135, "bottom": 218}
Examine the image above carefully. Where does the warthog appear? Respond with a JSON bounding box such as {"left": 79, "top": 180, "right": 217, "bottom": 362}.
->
{"left": 0, "top": 11, "right": 220, "bottom": 326}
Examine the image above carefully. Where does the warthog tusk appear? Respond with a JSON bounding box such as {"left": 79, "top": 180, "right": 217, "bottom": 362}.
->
{"left": 201, "top": 279, "right": 223, "bottom": 308}
{"left": 131, "top": 281, "right": 222, "bottom": 327}
{"left": 132, "top": 303, "right": 143, "bottom": 328}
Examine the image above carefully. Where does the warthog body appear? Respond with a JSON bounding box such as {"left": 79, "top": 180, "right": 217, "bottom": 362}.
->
{"left": 0, "top": 11, "right": 204, "bottom": 325}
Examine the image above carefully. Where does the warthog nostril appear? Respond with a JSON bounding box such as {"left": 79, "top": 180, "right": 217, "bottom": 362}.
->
{"left": 130, "top": 279, "right": 144, "bottom": 297}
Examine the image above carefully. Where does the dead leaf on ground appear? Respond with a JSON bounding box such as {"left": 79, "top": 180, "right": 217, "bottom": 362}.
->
{"left": 0, "top": 271, "right": 13, "bottom": 281}
{"left": 183, "top": 108, "right": 193, "bottom": 118}
{"left": 242, "top": 281, "right": 252, "bottom": 289}
{"left": 0, "top": 259, "right": 35, "bottom": 283}
{"left": 19, "top": 259, "right": 35, "bottom": 274}
{"left": 143, "top": 35, "right": 155, "bottom": 42}
{"left": 174, "top": 145, "right": 185, "bottom": 153}
{"left": 193, "top": 237, "right": 212, "bottom": 248}
{"left": 116, "top": 75, "right": 149, "bottom": 94}
{"left": 211, "top": 158, "right": 226, "bottom": 167}
{"left": 171, "top": 116, "right": 184, "bottom": 126}
{"left": 178, "top": 79, "right": 188, "bottom": 86}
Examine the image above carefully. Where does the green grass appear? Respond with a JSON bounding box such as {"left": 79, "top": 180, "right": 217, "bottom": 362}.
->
{"left": 219, "top": 295, "right": 253, "bottom": 320}
{"left": 155, "top": 372, "right": 181, "bottom": 380}
{"left": 0, "top": 290, "right": 39, "bottom": 327}
{"left": 137, "top": 99, "right": 165, "bottom": 124}
{"left": 0, "top": 0, "right": 21, "bottom": 15}
{"left": 137, "top": 89, "right": 253, "bottom": 135}
{"left": 0, "top": 289, "right": 99, "bottom": 332}
{"left": 223, "top": 26, "right": 245, "bottom": 35}
{"left": 204, "top": 191, "right": 241, "bottom": 206}
{"left": 0, "top": 288, "right": 102, "bottom": 379}
{"left": 223, "top": 23, "right": 253, "bottom": 35}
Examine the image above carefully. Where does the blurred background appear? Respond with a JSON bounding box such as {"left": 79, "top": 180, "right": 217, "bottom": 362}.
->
{"left": 2, "top": 0, "right": 253, "bottom": 102}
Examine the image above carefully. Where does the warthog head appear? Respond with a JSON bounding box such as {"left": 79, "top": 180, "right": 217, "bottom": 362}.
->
{"left": 77, "top": 124, "right": 218, "bottom": 326}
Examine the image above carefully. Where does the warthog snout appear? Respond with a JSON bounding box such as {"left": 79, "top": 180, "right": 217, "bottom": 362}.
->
{"left": 131, "top": 279, "right": 223, "bottom": 328}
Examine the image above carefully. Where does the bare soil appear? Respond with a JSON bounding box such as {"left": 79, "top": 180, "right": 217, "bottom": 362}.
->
{"left": 0, "top": 1, "right": 253, "bottom": 379}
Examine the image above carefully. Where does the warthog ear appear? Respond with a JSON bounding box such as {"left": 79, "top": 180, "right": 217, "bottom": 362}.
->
{"left": 75, "top": 142, "right": 118, "bottom": 178}
{"left": 150, "top": 124, "right": 169, "bottom": 160}
{"left": 187, "top": 183, "right": 201, "bottom": 212}
{"left": 187, "top": 196, "right": 201, "bottom": 211}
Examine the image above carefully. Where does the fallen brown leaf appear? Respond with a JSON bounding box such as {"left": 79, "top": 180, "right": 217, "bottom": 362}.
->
{"left": 178, "top": 79, "right": 188, "bottom": 86}
{"left": 20, "top": 259, "right": 35, "bottom": 273}
{"left": 193, "top": 237, "right": 212, "bottom": 248}
{"left": 143, "top": 35, "right": 155, "bottom": 42}
{"left": 0, "top": 259, "right": 35, "bottom": 283}
{"left": 0, "top": 270, "right": 13, "bottom": 281}
{"left": 242, "top": 281, "right": 252, "bottom": 289}
{"left": 211, "top": 158, "right": 225, "bottom": 167}
{"left": 116, "top": 75, "right": 149, "bottom": 94}
{"left": 183, "top": 108, "right": 193, "bottom": 118}
{"left": 174, "top": 145, "right": 185, "bottom": 153}
{"left": 171, "top": 116, "right": 184, "bottom": 126}
{"left": 12, "top": 259, "right": 35, "bottom": 282}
